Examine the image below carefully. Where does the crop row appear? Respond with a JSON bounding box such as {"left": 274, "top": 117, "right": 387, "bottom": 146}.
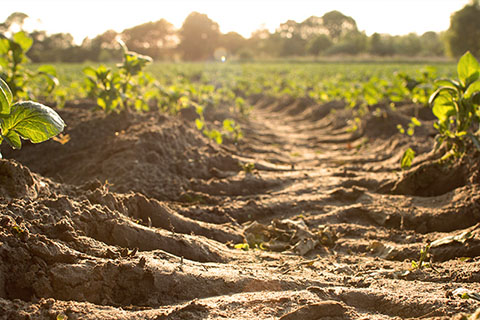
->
{"left": 2, "top": 30, "right": 480, "bottom": 167}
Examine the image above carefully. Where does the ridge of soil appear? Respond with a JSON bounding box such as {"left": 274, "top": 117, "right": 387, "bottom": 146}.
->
{"left": 1, "top": 97, "right": 480, "bottom": 319}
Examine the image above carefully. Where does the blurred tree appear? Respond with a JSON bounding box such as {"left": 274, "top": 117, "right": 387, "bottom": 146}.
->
{"left": 368, "top": 33, "right": 395, "bottom": 56}
{"left": 178, "top": 12, "right": 220, "bottom": 60}
{"left": 393, "top": 33, "right": 422, "bottom": 56}
{"left": 446, "top": 0, "right": 480, "bottom": 57}
{"left": 277, "top": 20, "right": 306, "bottom": 56}
{"left": 121, "top": 19, "right": 176, "bottom": 59}
{"left": 325, "top": 30, "right": 367, "bottom": 55}
{"left": 306, "top": 34, "right": 333, "bottom": 56}
{"left": 0, "top": 12, "right": 28, "bottom": 33}
{"left": 220, "top": 32, "right": 246, "bottom": 55}
{"left": 81, "top": 29, "right": 121, "bottom": 61}
{"left": 321, "top": 11, "right": 358, "bottom": 42}
{"left": 419, "top": 31, "right": 444, "bottom": 56}
{"left": 29, "top": 31, "right": 76, "bottom": 62}
{"left": 247, "top": 27, "right": 279, "bottom": 58}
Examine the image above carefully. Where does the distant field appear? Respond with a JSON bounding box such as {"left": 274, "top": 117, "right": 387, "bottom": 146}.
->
{"left": 35, "top": 61, "right": 456, "bottom": 107}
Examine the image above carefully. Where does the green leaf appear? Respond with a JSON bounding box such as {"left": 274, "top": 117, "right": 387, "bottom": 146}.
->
{"left": 429, "top": 86, "right": 456, "bottom": 106}
{"left": 37, "top": 64, "right": 57, "bottom": 77}
{"left": 411, "top": 117, "right": 421, "bottom": 127}
{"left": 83, "top": 66, "right": 97, "bottom": 78}
{"left": 464, "top": 80, "right": 480, "bottom": 99}
{"left": 12, "top": 31, "right": 33, "bottom": 52}
{"left": 223, "top": 119, "right": 235, "bottom": 132}
{"left": 0, "top": 77, "right": 13, "bottom": 114}
{"left": 458, "top": 51, "right": 480, "bottom": 88}
{"left": 195, "top": 118, "right": 204, "bottom": 130}
{"left": 400, "top": 148, "right": 415, "bottom": 169}
{"left": 38, "top": 72, "right": 59, "bottom": 93}
{"left": 434, "top": 78, "right": 461, "bottom": 90}
{"left": 432, "top": 93, "right": 456, "bottom": 122}
{"left": 3, "top": 130, "right": 21, "bottom": 149}
{"left": 0, "top": 101, "right": 65, "bottom": 147}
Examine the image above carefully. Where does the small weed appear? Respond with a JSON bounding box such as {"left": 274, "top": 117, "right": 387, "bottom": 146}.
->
{"left": 400, "top": 148, "right": 416, "bottom": 170}
{"left": 240, "top": 162, "right": 255, "bottom": 174}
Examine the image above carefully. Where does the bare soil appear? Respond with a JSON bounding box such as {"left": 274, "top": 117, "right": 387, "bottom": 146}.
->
{"left": 1, "top": 97, "right": 480, "bottom": 319}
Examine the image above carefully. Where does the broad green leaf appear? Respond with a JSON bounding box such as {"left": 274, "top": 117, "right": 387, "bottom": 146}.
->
{"left": 83, "top": 66, "right": 97, "bottom": 78}
{"left": 429, "top": 86, "right": 457, "bottom": 106}
{"left": 464, "top": 80, "right": 480, "bottom": 99}
{"left": 0, "top": 101, "right": 65, "bottom": 145}
{"left": 37, "top": 64, "right": 57, "bottom": 77}
{"left": 434, "top": 78, "right": 461, "bottom": 90}
{"left": 458, "top": 51, "right": 480, "bottom": 88}
{"left": 12, "top": 31, "right": 33, "bottom": 52}
{"left": 0, "top": 77, "right": 13, "bottom": 114}
{"left": 432, "top": 93, "right": 455, "bottom": 122}
{"left": 3, "top": 130, "right": 21, "bottom": 149}
{"left": 401, "top": 148, "right": 415, "bottom": 169}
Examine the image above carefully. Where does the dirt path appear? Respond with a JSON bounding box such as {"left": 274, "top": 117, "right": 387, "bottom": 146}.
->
{"left": 1, "top": 97, "right": 480, "bottom": 319}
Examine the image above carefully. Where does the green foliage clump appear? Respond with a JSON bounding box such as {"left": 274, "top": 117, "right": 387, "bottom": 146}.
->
{"left": 83, "top": 42, "right": 154, "bottom": 112}
{"left": 0, "top": 31, "right": 58, "bottom": 100}
{"left": 429, "top": 51, "right": 480, "bottom": 159}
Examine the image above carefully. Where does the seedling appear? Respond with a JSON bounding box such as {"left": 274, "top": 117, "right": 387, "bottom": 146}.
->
{"left": 223, "top": 118, "right": 243, "bottom": 142}
{"left": 0, "top": 78, "right": 64, "bottom": 157}
{"left": 83, "top": 42, "right": 153, "bottom": 112}
{"left": 235, "top": 97, "right": 252, "bottom": 116}
{"left": 193, "top": 104, "right": 230, "bottom": 144}
{"left": 410, "top": 243, "right": 437, "bottom": 272}
{"left": 240, "top": 162, "right": 255, "bottom": 174}
{"left": 400, "top": 148, "right": 416, "bottom": 169}
{"left": 429, "top": 51, "right": 480, "bottom": 159}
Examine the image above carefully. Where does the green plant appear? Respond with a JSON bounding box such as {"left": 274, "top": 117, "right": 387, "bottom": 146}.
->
{"left": 0, "top": 77, "right": 64, "bottom": 156}
{"left": 240, "top": 162, "right": 255, "bottom": 174}
{"left": 0, "top": 31, "right": 58, "bottom": 100}
{"left": 429, "top": 51, "right": 480, "bottom": 159}
{"left": 410, "top": 243, "right": 432, "bottom": 270}
{"left": 397, "top": 117, "right": 421, "bottom": 137}
{"left": 193, "top": 105, "right": 224, "bottom": 144}
{"left": 222, "top": 119, "right": 243, "bottom": 142}
{"left": 83, "top": 42, "right": 153, "bottom": 112}
{"left": 400, "top": 147, "right": 416, "bottom": 169}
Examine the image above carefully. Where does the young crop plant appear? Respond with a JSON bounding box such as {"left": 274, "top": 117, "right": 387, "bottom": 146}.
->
{"left": 429, "top": 51, "right": 480, "bottom": 159}
{"left": 0, "top": 78, "right": 65, "bottom": 156}
{"left": 0, "top": 31, "right": 58, "bottom": 100}
{"left": 83, "top": 41, "right": 153, "bottom": 113}
{"left": 397, "top": 67, "right": 437, "bottom": 108}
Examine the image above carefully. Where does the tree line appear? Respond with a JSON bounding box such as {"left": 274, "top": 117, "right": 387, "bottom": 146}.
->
{"left": 1, "top": 1, "right": 479, "bottom": 62}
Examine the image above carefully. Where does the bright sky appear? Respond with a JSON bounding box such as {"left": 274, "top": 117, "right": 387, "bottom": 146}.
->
{"left": 0, "top": 0, "right": 472, "bottom": 44}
